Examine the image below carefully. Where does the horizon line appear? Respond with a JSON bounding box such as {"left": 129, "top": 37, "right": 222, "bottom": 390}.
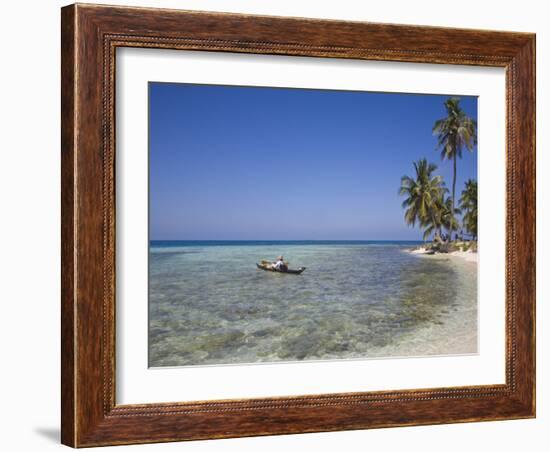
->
{"left": 149, "top": 238, "right": 426, "bottom": 242}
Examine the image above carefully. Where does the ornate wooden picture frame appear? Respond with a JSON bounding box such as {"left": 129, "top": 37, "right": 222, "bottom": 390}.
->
{"left": 61, "top": 3, "right": 535, "bottom": 447}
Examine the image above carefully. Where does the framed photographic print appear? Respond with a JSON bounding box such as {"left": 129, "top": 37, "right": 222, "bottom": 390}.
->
{"left": 61, "top": 3, "right": 536, "bottom": 447}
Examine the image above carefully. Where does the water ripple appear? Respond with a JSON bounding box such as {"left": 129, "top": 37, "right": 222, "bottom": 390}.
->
{"left": 149, "top": 244, "right": 477, "bottom": 367}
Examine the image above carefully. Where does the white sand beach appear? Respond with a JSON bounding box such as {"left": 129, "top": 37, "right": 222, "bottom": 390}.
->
{"left": 448, "top": 249, "right": 478, "bottom": 263}
{"left": 409, "top": 247, "right": 478, "bottom": 264}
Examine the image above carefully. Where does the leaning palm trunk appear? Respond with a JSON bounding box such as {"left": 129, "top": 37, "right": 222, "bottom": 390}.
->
{"left": 431, "top": 212, "right": 443, "bottom": 244}
{"left": 452, "top": 153, "right": 457, "bottom": 220}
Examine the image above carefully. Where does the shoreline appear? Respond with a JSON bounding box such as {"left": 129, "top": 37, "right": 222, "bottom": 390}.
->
{"left": 409, "top": 246, "right": 478, "bottom": 264}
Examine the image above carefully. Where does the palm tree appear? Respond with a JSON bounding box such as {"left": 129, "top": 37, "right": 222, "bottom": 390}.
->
{"left": 432, "top": 98, "right": 477, "bottom": 220}
{"left": 439, "top": 195, "right": 461, "bottom": 240}
{"left": 460, "top": 179, "right": 478, "bottom": 239}
{"left": 399, "top": 159, "right": 447, "bottom": 242}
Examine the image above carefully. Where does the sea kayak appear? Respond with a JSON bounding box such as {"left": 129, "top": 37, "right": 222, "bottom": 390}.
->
{"left": 256, "top": 262, "right": 306, "bottom": 275}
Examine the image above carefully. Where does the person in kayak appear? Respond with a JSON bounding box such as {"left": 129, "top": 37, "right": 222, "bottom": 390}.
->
{"left": 272, "top": 256, "right": 288, "bottom": 271}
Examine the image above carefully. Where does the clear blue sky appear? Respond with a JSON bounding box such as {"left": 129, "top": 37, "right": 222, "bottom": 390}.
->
{"left": 149, "top": 83, "right": 477, "bottom": 240}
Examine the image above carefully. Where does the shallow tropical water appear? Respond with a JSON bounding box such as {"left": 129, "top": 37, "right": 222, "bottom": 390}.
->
{"left": 148, "top": 241, "right": 477, "bottom": 367}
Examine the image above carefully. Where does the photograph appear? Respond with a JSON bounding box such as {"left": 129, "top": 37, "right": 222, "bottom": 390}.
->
{"left": 148, "top": 83, "right": 479, "bottom": 368}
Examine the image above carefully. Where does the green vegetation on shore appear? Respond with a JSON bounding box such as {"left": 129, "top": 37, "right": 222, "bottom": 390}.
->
{"left": 399, "top": 97, "right": 477, "bottom": 253}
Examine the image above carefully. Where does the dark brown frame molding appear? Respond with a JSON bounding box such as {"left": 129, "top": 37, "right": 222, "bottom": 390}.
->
{"left": 61, "top": 3, "right": 536, "bottom": 447}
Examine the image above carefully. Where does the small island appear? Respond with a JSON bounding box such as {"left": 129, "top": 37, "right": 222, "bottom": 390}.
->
{"left": 399, "top": 98, "right": 477, "bottom": 264}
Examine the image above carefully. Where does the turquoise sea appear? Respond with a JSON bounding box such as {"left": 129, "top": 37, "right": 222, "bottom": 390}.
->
{"left": 149, "top": 241, "right": 477, "bottom": 367}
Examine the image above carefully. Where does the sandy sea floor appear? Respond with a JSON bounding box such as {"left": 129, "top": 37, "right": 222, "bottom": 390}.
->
{"left": 149, "top": 243, "right": 478, "bottom": 367}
